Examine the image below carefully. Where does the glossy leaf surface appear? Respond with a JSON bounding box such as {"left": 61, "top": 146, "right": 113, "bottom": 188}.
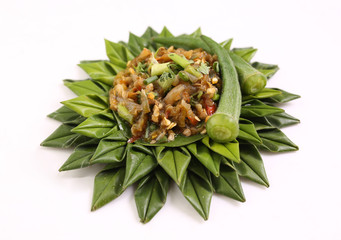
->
{"left": 123, "top": 144, "right": 158, "bottom": 188}
{"left": 71, "top": 110, "right": 116, "bottom": 138}
{"left": 187, "top": 142, "right": 221, "bottom": 177}
{"left": 47, "top": 106, "right": 86, "bottom": 125}
{"left": 112, "top": 111, "right": 132, "bottom": 138}
{"left": 265, "top": 112, "right": 300, "bottom": 128}
{"left": 241, "top": 100, "right": 284, "bottom": 117}
{"left": 59, "top": 139, "right": 99, "bottom": 171}
{"left": 63, "top": 79, "right": 108, "bottom": 96}
{"left": 238, "top": 118, "right": 262, "bottom": 144}
{"left": 234, "top": 144, "right": 269, "bottom": 187}
{"left": 211, "top": 164, "right": 245, "bottom": 202}
{"left": 155, "top": 147, "right": 191, "bottom": 185}
{"left": 104, "top": 39, "right": 134, "bottom": 68}
{"left": 242, "top": 88, "right": 282, "bottom": 102}
{"left": 263, "top": 88, "right": 301, "bottom": 103}
{"left": 40, "top": 124, "right": 89, "bottom": 148}
{"left": 158, "top": 26, "right": 174, "bottom": 38}
{"left": 187, "top": 158, "right": 212, "bottom": 188}
{"left": 232, "top": 47, "right": 258, "bottom": 62}
{"left": 78, "top": 61, "right": 117, "bottom": 86}
{"left": 128, "top": 32, "right": 147, "bottom": 56}
{"left": 220, "top": 38, "right": 233, "bottom": 51}
{"left": 135, "top": 168, "right": 170, "bottom": 223}
{"left": 189, "top": 27, "right": 202, "bottom": 38}
{"left": 258, "top": 128, "right": 299, "bottom": 152}
{"left": 251, "top": 62, "right": 279, "bottom": 79}
{"left": 179, "top": 171, "right": 213, "bottom": 220}
{"left": 141, "top": 27, "right": 159, "bottom": 51}
{"left": 61, "top": 94, "right": 108, "bottom": 118}
{"left": 91, "top": 167, "right": 126, "bottom": 211}
{"left": 202, "top": 136, "right": 240, "bottom": 163}
{"left": 91, "top": 131, "right": 127, "bottom": 164}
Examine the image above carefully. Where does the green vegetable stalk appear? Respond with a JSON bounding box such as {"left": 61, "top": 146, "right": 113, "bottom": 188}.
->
{"left": 201, "top": 35, "right": 241, "bottom": 143}
{"left": 168, "top": 53, "right": 203, "bottom": 79}
{"left": 230, "top": 52, "right": 267, "bottom": 95}
{"left": 151, "top": 63, "right": 170, "bottom": 76}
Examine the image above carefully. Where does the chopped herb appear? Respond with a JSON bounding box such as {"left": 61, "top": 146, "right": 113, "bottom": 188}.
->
{"left": 135, "top": 62, "right": 148, "bottom": 73}
{"left": 197, "top": 62, "right": 210, "bottom": 75}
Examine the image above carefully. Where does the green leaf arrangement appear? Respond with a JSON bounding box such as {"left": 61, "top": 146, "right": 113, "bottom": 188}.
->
{"left": 41, "top": 27, "right": 300, "bottom": 223}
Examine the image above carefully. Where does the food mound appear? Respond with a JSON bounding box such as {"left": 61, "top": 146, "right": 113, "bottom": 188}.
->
{"left": 109, "top": 47, "right": 222, "bottom": 143}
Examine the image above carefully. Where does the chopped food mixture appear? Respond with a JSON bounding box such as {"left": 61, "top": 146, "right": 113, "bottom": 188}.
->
{"left": 109, "top": 46, "right": 222, "bottom": 143}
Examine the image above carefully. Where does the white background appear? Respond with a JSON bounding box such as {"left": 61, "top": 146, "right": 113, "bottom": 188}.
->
{"left": 1, "top": 0, "right": 341, "bottom": 239}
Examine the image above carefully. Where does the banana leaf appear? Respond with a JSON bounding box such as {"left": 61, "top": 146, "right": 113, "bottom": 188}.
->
{"left": 262, "top": 88, "right": 301, "bottom": 103}
{"left": 246, "top": 116, "right": 274, "bottom": 131}
{"left": 242, "top": 88, "right": 282, "bottom": 102}
{"left": 238, "top": 118, "right": 262, "bottom": 144}
{"left": 78, "top": 60, "right": 118, "bottom": 86}
{"left": 265, "top": 112, "right": 300, "bottom": 128}
{"left": 141, "top": 27, "right": 159, "bottom": 51}
{"left": 63, "top": 79, "right": 108, "bottom": 96}
{"left": 155, "top": 27, "right": 174, "bottom": 48}
{"left": 179, "top": 170, "right": 213, "bottom": 220}
{"left": 187, "top": 142, "right": 221, "bottom": 177}
{"left": 47, "top": 106, "right": 86, "bottom": 125}
{"left": 90, "top": 130, "right": 127, "bottom": 164}
{"left": 59, "top": 138, "right": 100, "bottom": 171}
{"left": 202, "top": 136, "right": 240, "bottom": 163}
{"left": 155, "top": 147, "right": 191, "bottom": 185}
{"left": 257, "top": 128, "right": 298, "bottom": 152}
{"left": 220, "top": 38, "right": 233, "bottom": 51}
{"left": 104, "top": 39, "right": 134, "bottom": 67}
{"left": 128, "top": 32, "right": 147, "bottom": 56}
{"left": 61, "top": 94, "right": 108, "bottom": 118}
{"left": 40, "top": 124, "right": 90, "bottom": 148}
{"left": 123, "top": 144, "right": 158, "bottom": 188}
{"left": 251, "top": 62, "right": 279, "bottom": 79}
{"left": 135, "top": 168, "right": 170, "bottom": 223}
{"left": 232, "top": 47, "right": 258, "bottom": 62}
{"left": 159, "top": 26, "right": 174, "bottom": 38}
{"left": 91, "top": 166, "right": 126, "bottom": 211}
{"left": 187, "top": 158, "right": 213, "bottom": 188}
{"left": 211, "top": 164, "right": 245, "bottom": 202}
{"left": 241, "top": 100, "right": 284, "bottom": 117}
{"left": 234, "top": 143, "right": 269, "bottom": 187}
{"left": 112, "top": 111, "right": 131, "bottom": 138}
{"left": 188, "top": 27, "right": 202, "bottom": 38}
{"left": 71, "top": 110, "right": 116, "bottom": 138}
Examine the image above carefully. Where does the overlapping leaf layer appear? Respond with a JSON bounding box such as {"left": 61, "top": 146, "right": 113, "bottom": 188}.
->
{"left": 41, "top": 27, "right": 300, "bottom": 223}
